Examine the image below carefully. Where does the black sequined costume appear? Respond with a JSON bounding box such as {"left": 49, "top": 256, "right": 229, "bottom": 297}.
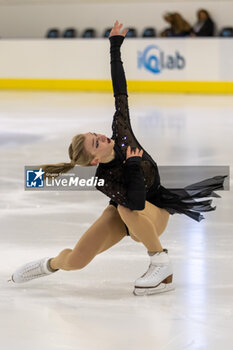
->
{"left": 95, "top": 35, "right": 227, "bottom": 223}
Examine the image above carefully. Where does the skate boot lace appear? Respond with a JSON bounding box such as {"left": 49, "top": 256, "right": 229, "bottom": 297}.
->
{"left": 20, "top": 262, "right": 45, "bottom": 280}
{"left": 140, "top": 264, "right": 163, "bottom": 279}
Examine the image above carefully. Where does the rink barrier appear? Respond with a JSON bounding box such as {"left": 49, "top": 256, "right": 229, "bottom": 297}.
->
{"left": 0, "top": 79, "right": 233, "bottom": 94}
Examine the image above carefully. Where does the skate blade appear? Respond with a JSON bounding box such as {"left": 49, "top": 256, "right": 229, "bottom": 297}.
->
{"left": 133, "top": 282, "right": 175, "bottom": 296}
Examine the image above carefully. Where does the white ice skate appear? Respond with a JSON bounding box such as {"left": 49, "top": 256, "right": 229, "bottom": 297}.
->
{"left": 9, "top": 257, "right": 58, "bottom": 283}
{"left": 133, "top": 249, "right": 175, "bottom": 296}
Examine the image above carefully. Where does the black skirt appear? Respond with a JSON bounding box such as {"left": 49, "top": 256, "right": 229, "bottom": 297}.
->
{"left": 156, "top": 175, "right": 228, "bottom": 222}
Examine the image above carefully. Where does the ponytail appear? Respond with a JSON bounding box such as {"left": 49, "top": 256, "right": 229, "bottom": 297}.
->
{"left": 39, "top": 162, "right": 75, "bottom": 179}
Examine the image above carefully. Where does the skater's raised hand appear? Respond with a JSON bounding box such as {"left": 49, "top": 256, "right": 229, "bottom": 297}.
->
{"left": 126, "top": 146, "right": 143, "bottom": 160}
{"left": 109, "top": 20, "right": 129, "bottom": 38}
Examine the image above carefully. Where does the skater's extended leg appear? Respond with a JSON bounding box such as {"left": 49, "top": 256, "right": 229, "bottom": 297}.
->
{"left": 10, "top": 205, "right": 128, "bottom": 283}
{"left": 50, "top": 205, "right": 127, "bottom": 271}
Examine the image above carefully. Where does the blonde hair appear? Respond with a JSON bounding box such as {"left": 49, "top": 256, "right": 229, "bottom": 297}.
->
{"left": 38, "top": 134, "right": 95, "bottom": 178}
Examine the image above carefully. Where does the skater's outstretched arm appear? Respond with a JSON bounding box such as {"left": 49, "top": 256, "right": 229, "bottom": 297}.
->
{"left": 109, "top": 21, "right": 133, "bottom": 136}
{"left": 109, "top": 20, "right": 128, "bottom": 98}
{"left": 109, "top": 21, "right": 145, "bottom": 153}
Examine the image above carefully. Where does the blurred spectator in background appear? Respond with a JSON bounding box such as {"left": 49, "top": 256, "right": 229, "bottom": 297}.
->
{"left": 191, "top": 9, "right": 215, "bottom": 37}
{"left": 160, "top": 12, "right": 192, "bottom": 37}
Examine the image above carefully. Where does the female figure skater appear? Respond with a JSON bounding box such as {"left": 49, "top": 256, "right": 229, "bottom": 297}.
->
{"left": 10, "top": 21, "right": 227, "bottom": 296}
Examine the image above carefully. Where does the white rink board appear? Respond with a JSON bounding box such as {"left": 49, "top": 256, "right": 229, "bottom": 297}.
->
{"left": 0, "top": 38, "right": 232, "bottom": 81}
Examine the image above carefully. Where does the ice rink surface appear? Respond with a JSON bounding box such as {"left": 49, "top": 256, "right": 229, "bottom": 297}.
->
{"left": 0, "top": 91, "right": 233, "bottom": 350}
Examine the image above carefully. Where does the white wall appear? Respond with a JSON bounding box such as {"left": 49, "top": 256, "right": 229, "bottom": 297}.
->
{"left": 0, "top": 1, "right": 232, "bottom": 38}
